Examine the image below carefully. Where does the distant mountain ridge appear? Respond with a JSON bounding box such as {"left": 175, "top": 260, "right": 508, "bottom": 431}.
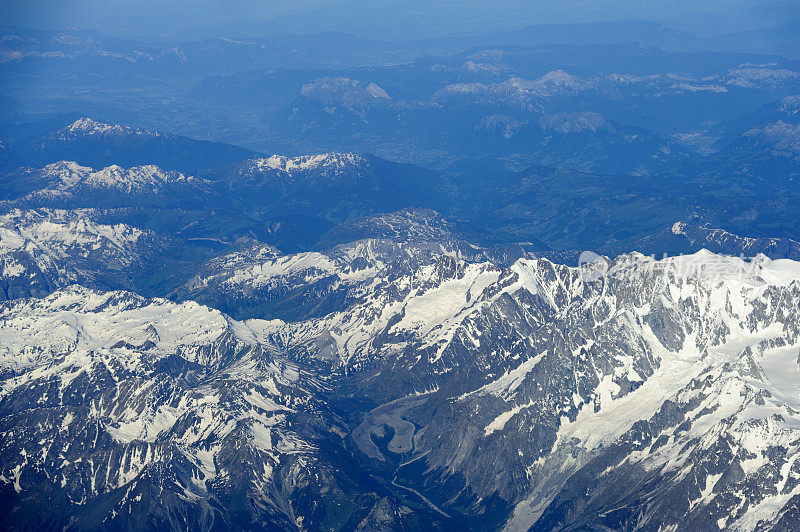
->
{"left": 625, "top": 215, "right": 800, "bottom": 260}
{"left": 9, "top": 118, "right": 260, "bottom": 173}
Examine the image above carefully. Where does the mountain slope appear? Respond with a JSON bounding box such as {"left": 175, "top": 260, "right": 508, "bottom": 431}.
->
{"left": 0, "top": 208, "right": 163, "bottom": 300}
{"left": 631, "top": 216, "right": 800, "bottom": 260}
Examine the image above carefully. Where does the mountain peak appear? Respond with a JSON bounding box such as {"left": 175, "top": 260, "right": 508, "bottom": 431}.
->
{"left": 538, "top": 111, "right": 611, "bottom": 133}
{"left": 85, "top": 164, "right": 191, "bottom": 190}
{"left": 246, "top": 152, "right": 367, "bottom": 175}
{"left": 37, "top": 161, "right": 192, "bottom": 193}
{"left": 537, "top": 69, "right": 580, "bottom": 85}
{"left": 63, "top": 117, "right": 129, "bottom": 135}
{"left": 779, "top": 94, "right": 800, "bottom": 115}
{"left": 322, "top": 207, "right": 456, "bottom": 244}
{"left": 743, "top": 121, "right": 800, "bottom": 159}
{"left": 59, "top": 117, "right": 163, "bottom": 139}
{"left": 661, "top": 216, "right": 800, "bottom": 260}
{"left": 40, "top": 160, "right": 93, "bottom": 187}
{"left": 300, "top": 77, "right": 392, "bottom": 105}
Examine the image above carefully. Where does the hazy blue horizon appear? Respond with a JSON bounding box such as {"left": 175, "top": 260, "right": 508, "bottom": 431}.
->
{"left": 2, "top": 0, "right": 797, "bottom": 41}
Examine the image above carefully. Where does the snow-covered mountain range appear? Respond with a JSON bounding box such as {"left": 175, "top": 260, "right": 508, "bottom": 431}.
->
{"left": 2, "top": 8, "right": 800, "bottom": 529}
{"left": 2, "top": 204, "right": 800, "bottom": 529}
{"left": 1, "top": 114, "right": 799, "bottom": 530}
